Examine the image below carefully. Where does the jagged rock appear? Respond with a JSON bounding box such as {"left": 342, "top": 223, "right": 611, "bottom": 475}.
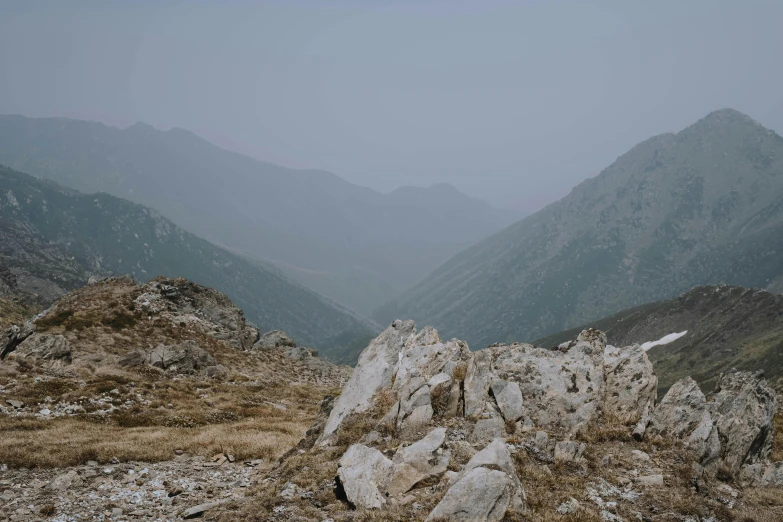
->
{"left": 388, "top": 428, "right": 450, "bottom": 495}
{"left": 13, "top": 333, "right": 71, "bottom": 362}
{"left": 254, "top": 330, "right": 296, "bottom": 350}
{"left": 648, "top": 377, "right": 720, "bottom": 464}
{"left": 492, "top": 339, "right": 606, "bottom": 431}
{"left": 603, "top": 344, "right": 657, "bottom": 422}
{"left": 425, "top": 467, "right": 518, "bottom": 522}
{"left": 337, "top": 444, "right": 394, "bottom": 509}
{"left": 320, "top": 321, "right": 416, "bottom": 444}
{"left": 554, "top": 441, "right": 586, "bottom": 463}
{"left": 491, "top": 379, "right": 524, "bottom": 423}
{"left": 150, "top": 340, "right": 215, "bottom": 374}
{"left": 464, "top": 349, "right": 493, "bottom": 418}
{"left": 0, "top": 321, "right": 35, "bottom": 359}
{"left": 708, "top": 370, "right": 776, "bottom": 471}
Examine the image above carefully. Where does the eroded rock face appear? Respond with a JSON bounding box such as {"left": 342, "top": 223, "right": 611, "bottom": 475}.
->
{"left": 708, "top": 370, "right": 776, "bottom": 471}
{"left": 648, "top": 377, "right": 720, "bottom": 464}
{"left": 491, "top": 340, "right": 606, "bottom": 432}
{"left": 319, "top": 320, "right": 416, "bottom": 444}
{"left": 604, "top": 344, "right": 657, "bottom": 422}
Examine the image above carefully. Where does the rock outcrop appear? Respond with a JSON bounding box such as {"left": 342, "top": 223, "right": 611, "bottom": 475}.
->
{"left": 309, "top": 321, "right": 783, "bottom": 520}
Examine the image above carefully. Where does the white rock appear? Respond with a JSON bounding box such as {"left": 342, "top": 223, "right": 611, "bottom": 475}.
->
{"left": 319, "top": 321, "right": 416, "bottom": 444}
{"left": 491, "top": 379, "right": 524, "bottom": 423}
{"left": 388, "top": 428, "right": 450, "bottom": 495}
{"left": 338, "top": 444, "right": 394, "bottom": 509}
{"left": 425, "top": 467, "right": 515, "bottom": 522}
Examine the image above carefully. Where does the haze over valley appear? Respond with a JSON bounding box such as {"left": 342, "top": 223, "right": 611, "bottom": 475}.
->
{"left": 2, "top": 2, "right": 783, "bottom": 521}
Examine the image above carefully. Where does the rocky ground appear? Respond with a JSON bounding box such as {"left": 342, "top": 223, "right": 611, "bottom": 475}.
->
{"left": 215, "top": 322, "right": 783, "bottom": 521}
{"left": 3, "top": 280, "right": 783, "bottom": 521}
{"left": 1, "top": 454, "right": 260, "bottom": 521}
{"left": 0, "top": 277, "right": 351, "bottom": 521}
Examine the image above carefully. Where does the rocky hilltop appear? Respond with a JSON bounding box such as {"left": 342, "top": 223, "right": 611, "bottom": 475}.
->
{"left": 229, "top": 321, "right": 783, "bottom": 521}
{"left": 0, "top": 276, "right": 350, "bottom": 521}
{"left": 378, "top": 109, "right": 783, "bottom": 349}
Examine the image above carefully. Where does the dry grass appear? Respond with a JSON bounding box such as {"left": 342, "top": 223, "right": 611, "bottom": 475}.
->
{"left": 0, "top": 278, "right": 349, "bottom": 469}
{"left": 0, "top": 416, "right": 304, "bottom": 468}
{"left": 0, "top": 296, "right": 34, "bottom": 330}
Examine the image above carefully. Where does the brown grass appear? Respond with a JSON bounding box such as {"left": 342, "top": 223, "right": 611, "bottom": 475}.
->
{"left": 0, "top": 297, "right": 35, "bottom": 330}
{"left": 0, "top": 416, "right": 304, "bottom": 468}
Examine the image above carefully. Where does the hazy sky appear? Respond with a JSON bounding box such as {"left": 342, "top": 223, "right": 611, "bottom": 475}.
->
{"left": 2, "top": 1, "right": 782, "bottom": 211}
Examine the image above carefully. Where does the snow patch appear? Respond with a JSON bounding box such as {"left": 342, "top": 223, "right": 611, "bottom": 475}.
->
{"left": 641, "top": 331, "right": 687, "bottom": 351}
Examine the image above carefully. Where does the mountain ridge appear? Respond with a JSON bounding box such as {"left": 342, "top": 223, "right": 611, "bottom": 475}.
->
{"left": 0, "top": 114, "right": 522, "bottom": 313}
{"left": 376, "top": 108, "right": 783, "bottom": 348}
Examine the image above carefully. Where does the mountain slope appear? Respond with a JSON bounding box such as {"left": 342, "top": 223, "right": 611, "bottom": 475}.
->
{"left": 0, "top": 164, "right": 376, "bottom": 358}
{"left": 534, "top": 285, "right": 783, "bottom": 395}
{"left": 377, "top": 109, "right": 783, "bottom": 347}
{"left": 0, "top": 115, "right": 521, "bottom": 313}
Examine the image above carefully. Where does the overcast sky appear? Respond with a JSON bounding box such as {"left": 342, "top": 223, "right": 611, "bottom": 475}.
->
{"left": 1, "top": 1, "right": 782, "bottom": 211}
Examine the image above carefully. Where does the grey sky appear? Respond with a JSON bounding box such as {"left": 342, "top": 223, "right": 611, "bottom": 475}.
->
{"left": 1, "top": 1, "right": 782, "bottom": 211}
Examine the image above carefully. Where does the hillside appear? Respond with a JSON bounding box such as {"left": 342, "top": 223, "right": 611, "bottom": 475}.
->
{"left": 377, "top": 108, "right": 783, "bottom": 348}
{"left": 0, "top": 115, "right": 521, "bottom": 312}
{"left": 0, "top": 165, "right": 376, "bottom": 359}
{"left": 0, "top": 276, "right": 351, "bottom": 520}
{"left": 535, "top": 285, "right": 783, "bottom": 395}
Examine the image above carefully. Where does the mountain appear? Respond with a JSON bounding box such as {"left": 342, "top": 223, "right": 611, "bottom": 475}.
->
{"left": 0, "top": 115, "right": 521, "bottom": 313}
{"left": 377, "top": 109, "right": 783, "bottom": 347}
{"left": 0, "top": 164, "right": 376, "bottom": 359}
{"left": 534, "top": 285, "right": 783, "bottom": 395}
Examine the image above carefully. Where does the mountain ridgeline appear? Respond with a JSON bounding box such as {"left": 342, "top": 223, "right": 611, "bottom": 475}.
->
{"left": 377, "top": 109, "right": 783, "bottom": 348}
{"left": 0, "top": 115, "right": 521, "bottom": 313}
{"left": 0, "top": 165, "right": 376, "bottom": 358}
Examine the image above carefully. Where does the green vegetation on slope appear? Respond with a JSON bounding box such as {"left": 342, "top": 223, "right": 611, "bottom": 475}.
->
{"left": 377, "top": 109, "right": 783, "bottom": 349}
{"left": 0, "top": 165, "right": 377, "bottom": 359}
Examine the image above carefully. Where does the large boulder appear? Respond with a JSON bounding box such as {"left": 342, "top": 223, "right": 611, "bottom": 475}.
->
{"left": 425, "top": 468, "right": 515, "bottom": 522}
{"left": 426, "top": 441, "right": 526, "bottom": 522}
{"left": 150, "top": 340, "right": 215, "bottom": 374}
{"left": 337, "top": 444, "right": 394, "bottom": 509}
{"left": 491, "top": 339, "right": 606, "bottom": 432}
{"left": 708, "top": 370, "right": 776, "bottom": 471}
{"left": 648, "top": 377, "right": 720, "bottom": 464}
{"left": 253, "top": 330, "right": 296, "bottom": 350}
{"left": 319, "top": 320, "right": 416, "bottom": 444}
{"left": 388, "top": 428, "right": 450, "bottom": 495}
{"left": 603, "top": 344, "right": 657, "bottom": 422}
{"left": 13, "top": 333, "right": 71, "bottom": 362}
